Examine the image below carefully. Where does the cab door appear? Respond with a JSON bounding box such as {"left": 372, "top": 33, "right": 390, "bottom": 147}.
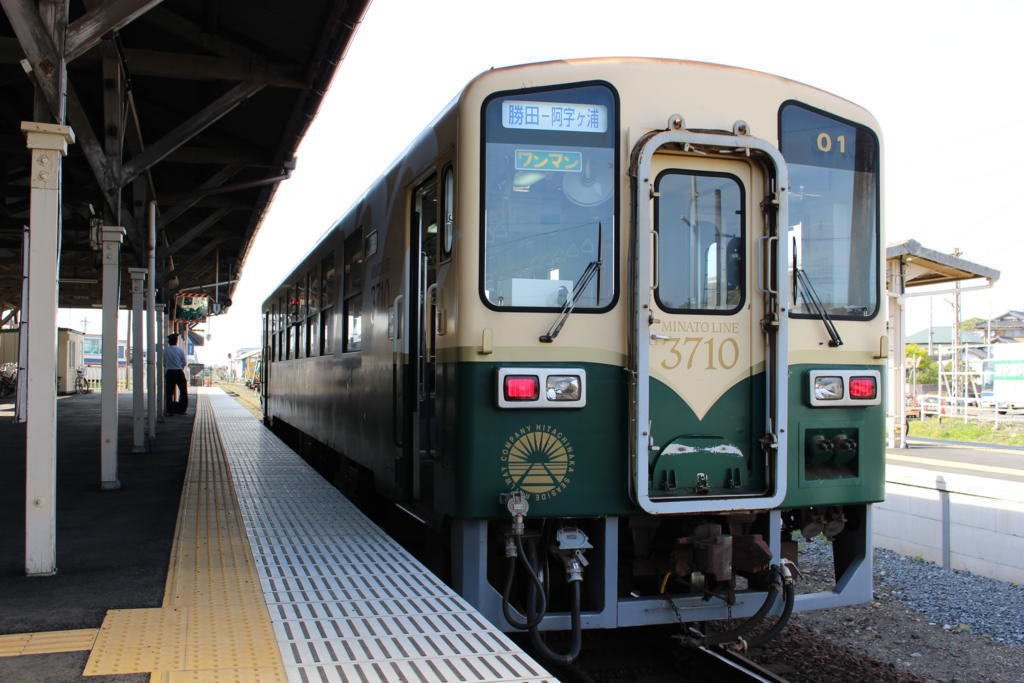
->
{"left": 631, "top": 130, "right": 788, "bottom": 514}
{"left": 409, "top": 177, "right": 439, "bottom": 503}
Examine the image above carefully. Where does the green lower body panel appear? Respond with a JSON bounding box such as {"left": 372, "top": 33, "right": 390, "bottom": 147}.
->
{"left": 648, "top": 374, "right": 767, "bottom": 499}
{"left": 782, "top": 364, "right": 886, "bottom": 508}
{"left": 446, "top": 361, "right": 634, "bottom": 519}
{"left": 431, "top": 361, "right": 885, "bottom": 519}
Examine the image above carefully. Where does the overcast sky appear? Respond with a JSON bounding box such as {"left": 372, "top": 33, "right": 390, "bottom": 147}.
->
{"left": 60, "top": 0, "right": 1024, "bottom": 360}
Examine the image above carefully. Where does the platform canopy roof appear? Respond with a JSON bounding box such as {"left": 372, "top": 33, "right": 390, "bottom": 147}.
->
{"left": 886, "top": 239, "right": 1000, "bottom": 288}
{"left": 1, "top": 0, "right": 370, "bottom": 313}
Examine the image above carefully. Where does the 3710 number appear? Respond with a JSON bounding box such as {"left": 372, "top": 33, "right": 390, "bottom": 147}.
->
{"left": 660, "top": 336, "right": 739, "bottom": 371}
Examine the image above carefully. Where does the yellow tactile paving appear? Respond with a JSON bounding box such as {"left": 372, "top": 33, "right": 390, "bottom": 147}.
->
{"left": 83, "top": 394, "right": 285, "bottom": 680}
{"left": 0, "top": 628, "right": 97, "bottom": 657}
{"left": 20, "top": 628, "right": 98, "bottom": 655}
{"left": 83, "top": 608, "right": 188, "bottom": 675}
{"left": 157, "top": 667, "right": 286, "bottom": 682}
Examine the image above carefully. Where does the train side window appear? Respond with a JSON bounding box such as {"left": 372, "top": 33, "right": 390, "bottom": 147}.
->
{"left": 269, "top": 304, "right": 276, "bottom": 362}
{"left": 292, "top": 281, "right": 303, "bottom": 359}
{"left": 343, "top": 230, "right": 364, "bottom": 352}
{"left": 307, "top": 264, "right": 320, "bottom": 356}
{"left": 278, "top": 296, "right": 286, "bottom": 359}
{"left": 441, "top": 165, "right": 455, "bottom": 259}
{"left": 321, "top": 252, "right": 336, "bottom": 355}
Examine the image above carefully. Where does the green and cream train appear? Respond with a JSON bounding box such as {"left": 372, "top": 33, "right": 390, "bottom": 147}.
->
{"left": 261, "top": 58, "right": 884, "bottom": 654}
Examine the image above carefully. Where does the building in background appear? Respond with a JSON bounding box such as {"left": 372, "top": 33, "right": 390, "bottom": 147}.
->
{"left": 971, "top": 310, "right": 1024, "bottom": 343}
{"left": 82, "top": 334, "right": 128, "bottom": 385}
{"left": 228, "top": 348, "right": 260, "bottom": 384}
{"left": 1, "top": 328, "right": 85, "bottom": 394}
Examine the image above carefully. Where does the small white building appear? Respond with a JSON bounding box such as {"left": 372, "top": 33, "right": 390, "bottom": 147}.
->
{"left": 228, "top": 347, "right": 260, "bottom": 382}
{"left": 1, "top": 327, "right": 85, "bottom": 394}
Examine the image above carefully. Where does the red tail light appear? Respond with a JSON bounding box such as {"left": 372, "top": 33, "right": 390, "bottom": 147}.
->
{"left": 849, "top": 376, "right": 877, "bottom": 399}
{"left": 504, "top": 375, "right": 539, "bottom": 401}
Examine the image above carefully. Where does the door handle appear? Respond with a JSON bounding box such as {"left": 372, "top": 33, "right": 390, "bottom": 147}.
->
{"left": 424, "top": 283, "right": 438, "bottom": 363}
{"left": 757, "top": 235, "right": 778, "bottom": 295}
{"left": 391, "top": 294, "right": 404, "bottom": 351}
{"left": 651, "top": 230, "right": 660, "bottom": 290}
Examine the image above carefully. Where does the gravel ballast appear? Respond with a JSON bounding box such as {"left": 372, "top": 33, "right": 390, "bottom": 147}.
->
{"left": 874, "top": 547, "right": 1024, "bottom": 646}
{"left": 750, "top": 537, "right": 1024, "bottom": 682}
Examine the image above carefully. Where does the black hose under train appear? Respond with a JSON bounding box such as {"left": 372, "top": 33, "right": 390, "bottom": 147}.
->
{"left": 687, "top": 565, "right": 783, "bottom": 647}
{"left": 528, "top": 581, "right": 583, "bottom": 664}
{"left": 746, "top": 574, "right": 796, "bottom": 648}
{"left": 524, "top": 539, "right": 584, "bottom": 664}
{"left": 501, "top": 535, "right": 546, "bottom": 630}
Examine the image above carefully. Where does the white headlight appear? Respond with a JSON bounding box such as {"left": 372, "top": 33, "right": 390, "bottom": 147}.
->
{"left": 546, "top": 375, "right": 581, "bottom": 401}
{"left": 813, "top": 376, "right": 844, "bottom": 401}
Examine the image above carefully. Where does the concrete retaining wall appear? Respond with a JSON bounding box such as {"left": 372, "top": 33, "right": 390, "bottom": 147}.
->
{"left": 875, "top": 464, "right": 1024, "bottom": 583}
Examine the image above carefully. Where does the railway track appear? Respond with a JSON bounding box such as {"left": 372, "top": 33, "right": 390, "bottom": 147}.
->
{"left": 513, "top": 625, "right": 792, "bottom": 683}
{"left": 686, "top": 644, "right": 790, "bottom": 682}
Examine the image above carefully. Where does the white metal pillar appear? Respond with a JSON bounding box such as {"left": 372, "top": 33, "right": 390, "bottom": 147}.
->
{"left": 156, "top": 303, "right": 165, "bottom": 420}
{"left": 100, "top": 226, "right": 126, "bottom": 490}
{"left": 21, "top": 121, "right": 75, "bottom": 577}
{"left": 15, "top": 226, "right": 29, "bottom": 423}
{"left": 128, "top": 267, "right": 147, "bottom": 453}
{"left": 887, "top": 257, "right": 907, "bottom": 449}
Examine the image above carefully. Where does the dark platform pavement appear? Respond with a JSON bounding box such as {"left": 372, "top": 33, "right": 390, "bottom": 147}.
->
{"left": 0, "top": 390, "right": 194, "bottom": 681}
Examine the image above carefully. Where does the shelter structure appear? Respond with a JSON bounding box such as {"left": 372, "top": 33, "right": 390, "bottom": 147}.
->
{"left": 886, "top": 239, "right": 1000, "bottom": 447}
{"left": 1, "top": 0, "right": 370, "bottom": 575}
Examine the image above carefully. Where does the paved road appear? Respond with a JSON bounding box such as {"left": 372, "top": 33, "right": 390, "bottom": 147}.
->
{"left": 887, "top": 439, "right": 1024, "bottom": 484}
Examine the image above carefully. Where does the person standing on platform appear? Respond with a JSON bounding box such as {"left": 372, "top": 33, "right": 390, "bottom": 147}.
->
{"left": 164, "top": 333, "right": 189, "bottom": 415}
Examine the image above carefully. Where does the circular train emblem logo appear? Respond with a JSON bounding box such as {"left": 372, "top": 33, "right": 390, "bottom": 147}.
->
{"left": 500, "top": 425, "right": 575, "bottom": 500}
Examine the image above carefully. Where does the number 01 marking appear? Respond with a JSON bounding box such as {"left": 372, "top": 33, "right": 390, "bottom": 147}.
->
{"left": 817, "top": 133, "right": 846, "bottom": 154}
{"left": 660, "top": 336, "right": 739, "bottom": 370}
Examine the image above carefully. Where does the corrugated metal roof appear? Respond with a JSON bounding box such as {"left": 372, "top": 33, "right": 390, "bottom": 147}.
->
{"left": 1, "top": 1, "right": 371, "bottom": 314}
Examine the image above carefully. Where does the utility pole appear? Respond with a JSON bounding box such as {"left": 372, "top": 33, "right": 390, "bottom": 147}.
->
{"left": 952, "top": 248, "right": 963, "bottom": 401}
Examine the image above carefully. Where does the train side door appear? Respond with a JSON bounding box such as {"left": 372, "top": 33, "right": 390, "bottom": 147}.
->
{"left": 409, "top": 177, "right": 439, "bottom": 502}
{"left": 631, "top": 130, "right": 788, "bottom": 514}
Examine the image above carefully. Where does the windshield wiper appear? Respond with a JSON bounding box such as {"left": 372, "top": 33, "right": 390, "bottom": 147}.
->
{"left": 795, "top": 268, "right": 843, "bottom": 347}
{"left": 539, "top": 258, "right": 602, "bottom": 343}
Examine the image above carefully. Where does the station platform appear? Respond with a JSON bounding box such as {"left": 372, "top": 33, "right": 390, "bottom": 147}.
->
{"left": 879, "top": 441, "right": 1024, "bottom": 583}
{"left": 0, "top": 389, "right": 553, "bottom": 682}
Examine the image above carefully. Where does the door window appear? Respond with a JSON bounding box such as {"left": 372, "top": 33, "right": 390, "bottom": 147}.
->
{"left": 654, "top": 171, "right": 745, "bottom": 314}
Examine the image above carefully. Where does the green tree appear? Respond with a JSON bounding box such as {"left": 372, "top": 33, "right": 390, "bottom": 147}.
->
{"left": 905, "top": 344, "right": 938, "bottom": 385}
{"left": 961, "top": 316, "right": 985, "bottom": 331}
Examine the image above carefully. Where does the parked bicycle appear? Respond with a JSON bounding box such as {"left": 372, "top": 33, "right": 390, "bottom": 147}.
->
{"left": 74, "top": 367, "right": 89, "bottom": 394}
{"left": 0, "top": 362, "right": 17, "bottom": 398}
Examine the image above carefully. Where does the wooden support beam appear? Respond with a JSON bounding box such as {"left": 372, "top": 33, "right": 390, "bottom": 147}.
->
{"left": 1, "top": 1, "right": 118, "bottom": 213}
{"left": 164, "top": 146, "right": 271, "bottom": 166}
{"left": 64, "top": 0, "right": 165, "bottom": 62}
{"left": 1, "top": 38, "right": 307, "bottom": 88}
{"left": 118, "top": 80, "right": 265, "bottom": 187}
{"left": 100, "top": 47, "right": 306, "bottom": 87}
{"left": 141, "top": 6, "right": 296, "bottom": 64}
{"left": 101, "top": 44, "right": 124, "bottom": 224}
{"left": 159, "top": 207, "right": 232, "bottom": 259}
{"left": 157, "top": 165, "right": 240, "bottom": 230}
{"left": 160, "top": 234, "right": 229, "bottom": 286}
{"left": 1, "top": 0, "right": 66, "bottom": 122}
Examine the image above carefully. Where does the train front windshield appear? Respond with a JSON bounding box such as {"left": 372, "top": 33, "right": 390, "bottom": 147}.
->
{"left": 481, "top": 83, "right": 617, "bottom": 311}
{"left": 781, "top": 102, "right": 880, "bottom": 319}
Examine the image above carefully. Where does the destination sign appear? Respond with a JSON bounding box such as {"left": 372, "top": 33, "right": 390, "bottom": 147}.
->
{"left": 502, "top": 100, "right": 608, "bottom": 133}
